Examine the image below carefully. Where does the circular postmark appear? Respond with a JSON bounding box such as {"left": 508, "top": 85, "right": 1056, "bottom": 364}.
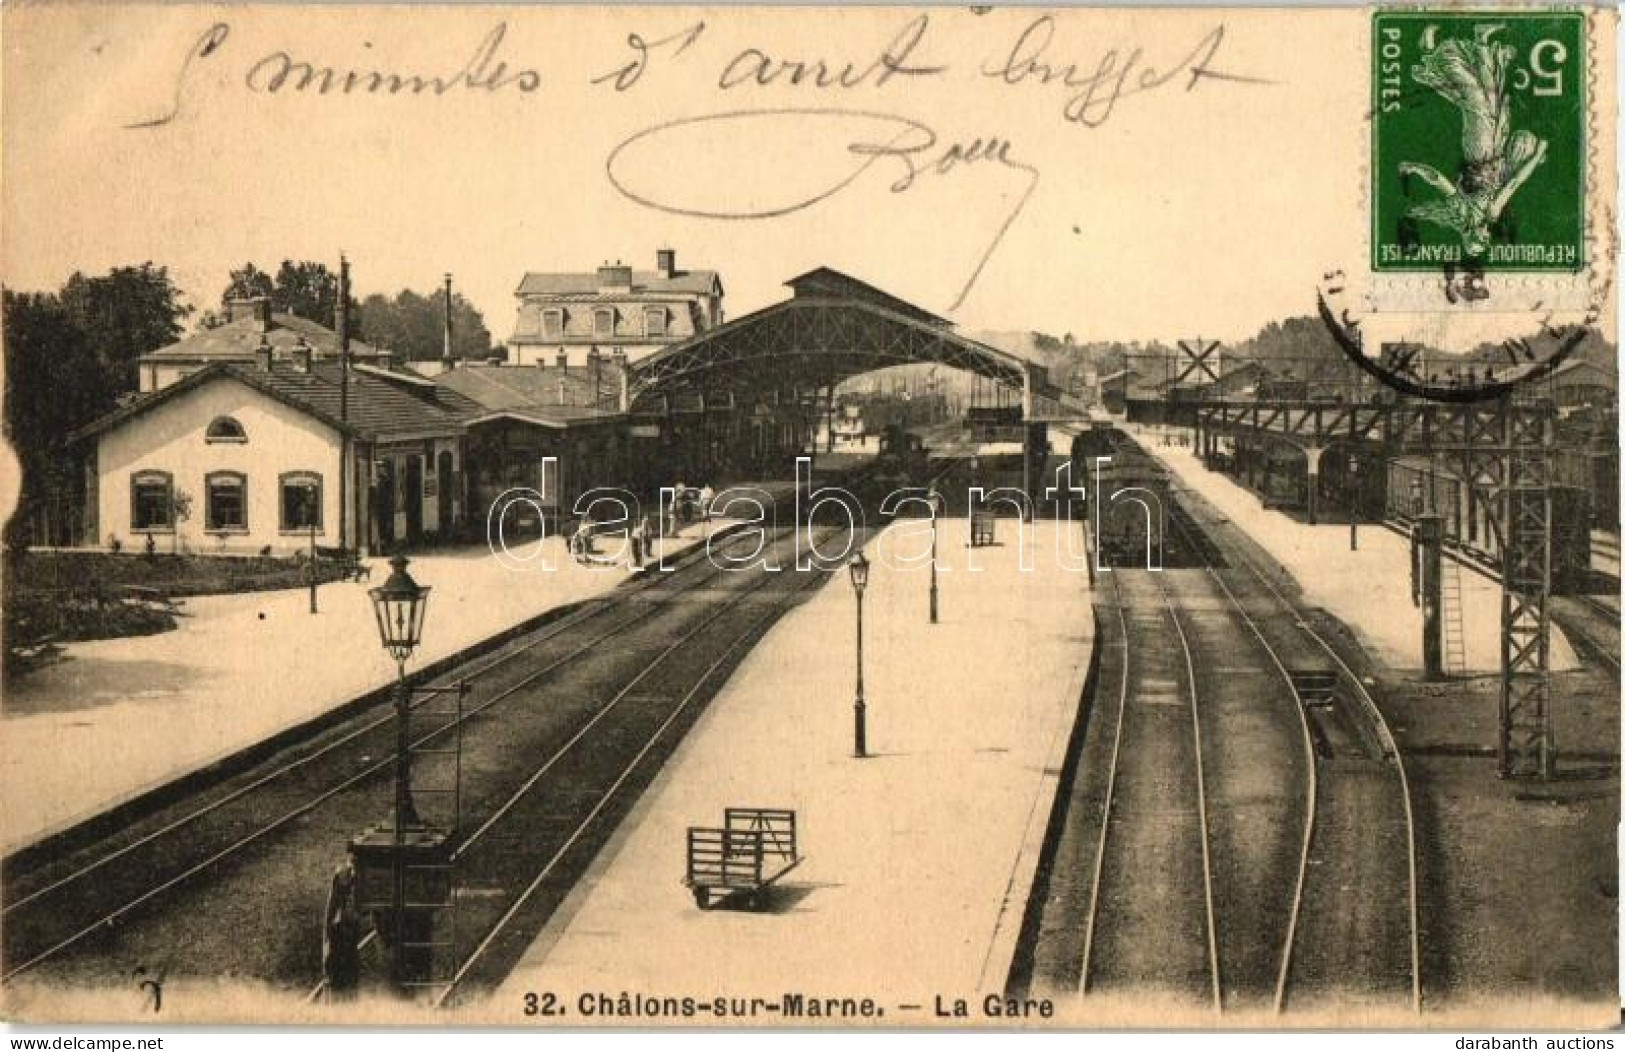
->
{"left": 1316, "top": 268, "right": 1601, "bottom": 404}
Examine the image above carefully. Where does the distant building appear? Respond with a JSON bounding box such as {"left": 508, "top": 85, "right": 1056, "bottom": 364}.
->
{"left": 433, "top": 364, "right": 627, "bottom": 529}
{"left": 508, "top": 249, "right": 723, "bottom": 368}
{"left": 138, "top": 297, "right": 390, "bottom": 393}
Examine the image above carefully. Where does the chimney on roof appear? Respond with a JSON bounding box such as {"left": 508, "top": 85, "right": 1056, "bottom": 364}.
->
{"left": 597, "top": 262, "right": 633, "bottom": 293}
{"left": 229, "top": 297, "right": 274, "bottom": 332}
{"left": 255, "top": 334, "right": 274, "bottom": 372}
{"left": 588, "top": 346, "right": 603, "bottom": 410}
{"left": 292, "top": 336, "right": 313, "bottom": 373}
{"left": 555, "top": 348, "right": 568, "bottom": 374}
{"left": 656, "top": 248, "right": 675, "bottom": 279}
{"left": 441, "top": 272, "right": 457, "bottom": 371}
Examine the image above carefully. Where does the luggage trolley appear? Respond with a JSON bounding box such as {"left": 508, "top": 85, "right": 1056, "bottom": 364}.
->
{"left": 683, "top": 807, "right": 802, "bottom": 910}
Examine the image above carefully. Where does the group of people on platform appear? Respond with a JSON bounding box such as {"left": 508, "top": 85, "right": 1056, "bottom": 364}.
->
{"left": 571, "top": 481, "right": 717, "bottom": 568}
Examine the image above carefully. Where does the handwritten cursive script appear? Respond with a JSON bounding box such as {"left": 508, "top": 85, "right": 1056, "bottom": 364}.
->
{"left": 605, "top": 108, "right": 1036, "bottom": 310}
{"left": 982, "top": 18, "right": 1270, "bottom": 126}
{"left": 717, "top": 14, "right": 946, "bottom": 91}
{"left": 129, "top": 20, "right": 541, "bottom": 127}
{"left": 246, "top": 23, "right": 540, "bottom": 96}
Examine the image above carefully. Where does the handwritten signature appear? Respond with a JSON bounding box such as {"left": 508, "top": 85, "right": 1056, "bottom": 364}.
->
{"left": 606, "top": 109, "right": 1036, "bottom": 311}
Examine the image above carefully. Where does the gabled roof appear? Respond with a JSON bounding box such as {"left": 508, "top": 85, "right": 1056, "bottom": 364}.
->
{"left": 72, "top": 360, "right": 476, "bottom": 444}
{"left": 1550, "top": 357, "right": 1617, "bottom": 389}
{"left": 516, "top": 269, "right": 720, "bottom": 298}
{"left": 141, "top": 313, "right": 389, "bottom": 363}
{"left": 434, "top": 364, "right": 619, "bottom": 413}
{"left": 785, "top": 267, "right": 950, "bottom": 329}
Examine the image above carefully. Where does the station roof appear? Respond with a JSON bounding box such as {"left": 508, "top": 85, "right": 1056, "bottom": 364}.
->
{"left": 435, "top": 364, "right": 622, "bottom": 429}
{"left": 627, "top": 268, "right": 1035, "bottom": 409}
{"left": 72, "top": 360, "right": 478, "bottom": 444}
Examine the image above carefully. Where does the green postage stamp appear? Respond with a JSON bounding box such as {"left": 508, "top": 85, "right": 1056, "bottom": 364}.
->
{"left": 1372, "top": 10, "right": 1586, "bottom": 272}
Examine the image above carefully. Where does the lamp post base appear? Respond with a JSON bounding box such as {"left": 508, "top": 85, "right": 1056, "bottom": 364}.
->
{"left": 348, "top": 824, "right": 451, "bottom": 990}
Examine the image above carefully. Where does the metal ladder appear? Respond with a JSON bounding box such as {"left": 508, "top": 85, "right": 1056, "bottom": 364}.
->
{"left": 1441, "top": 558, "right": 1467, "bottom": 675}
{"left": 400, "top": 681, "right": 469, "bottom": 995}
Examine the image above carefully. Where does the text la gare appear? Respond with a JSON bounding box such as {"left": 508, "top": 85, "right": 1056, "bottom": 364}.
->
{"left": 937, "top": 993, "right": 1055, "bottom": 1018}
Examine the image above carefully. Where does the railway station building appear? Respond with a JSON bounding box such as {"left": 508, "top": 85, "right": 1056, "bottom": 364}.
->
{"left": 73, "top": 350, "right": 478, "bottom": 556}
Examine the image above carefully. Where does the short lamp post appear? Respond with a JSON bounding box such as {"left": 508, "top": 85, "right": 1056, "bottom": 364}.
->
{"left": 848, "top": 550, "right": 869, "bottom": 759}
{"left": 307, "top": 483, "right": 320, "bottom": 615}
{"left": 927, "top": 489, "right": 942, "bottom": 625}
{"left": 1348, "top": 455, "right": 1360, "bottom": 552}
{"left": 361, "top": 555, "right": 433, "bottom": 989}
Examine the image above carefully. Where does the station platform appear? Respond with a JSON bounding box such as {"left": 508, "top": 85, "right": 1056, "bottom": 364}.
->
{"left": 0, "top": 525, "right": 727, "bottom": 854}
{"left": 1131, "top": 425, "right": 1579, "bottom": 675}
{"left": 497, "top": 517, "right": 1094, "bottom": 1014}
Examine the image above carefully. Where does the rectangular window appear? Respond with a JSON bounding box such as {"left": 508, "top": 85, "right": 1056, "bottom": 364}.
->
{"left": 206, "top": 472, "right": 247, "bottom": 532}
{"left": 280, "top": 473, "right": 323, "bottom": 532}
{"left": 130, "top": 471, "right": 174, "bottom": 531}
{"left": 542, "top": 308, "right": 563, "bottom": 338}
{"left": 644, "top": 306, "right": 667, "bottom": 337}
{"left": 593, "top": 308, "right": 614, "bottom": 338}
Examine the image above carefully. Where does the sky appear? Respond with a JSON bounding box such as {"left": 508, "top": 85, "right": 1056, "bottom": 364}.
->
{"left": 0, "top": 5, "right": 1610, "bottom": 348}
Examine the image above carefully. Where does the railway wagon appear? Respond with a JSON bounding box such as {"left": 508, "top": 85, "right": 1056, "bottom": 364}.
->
{"left": 871, "top": 423, "right": 929, "bottom": 491}
{"left": 1093, "top": 451, "right": 1170, "bottom": 568}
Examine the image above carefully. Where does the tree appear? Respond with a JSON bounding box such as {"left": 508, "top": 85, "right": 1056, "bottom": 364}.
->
{"left": 274, "top": 260, "right": 342, "bottom": 325}
{"left": 217, "top": 260, "right": 353, "bottom": 326}
{"left": 4, "top": 264, "right": 190, "bottom": 544}
{"left": 358, "top": 286, "right": 493, "bottom": 362}
{"left": 60, "top": 264, "right": 191, "bottom": 393}
{"left": 221, "top": 262, "right": 274, "bottom": 306}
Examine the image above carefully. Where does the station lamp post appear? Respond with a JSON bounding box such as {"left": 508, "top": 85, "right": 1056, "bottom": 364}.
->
{"left": 848, "top": 550, "right": 869, "bottom": 759}
{"left": 1348, "top": 454, "right": 1360, "bottom": 552}
{"left": 368, "top": 555, "right": 431, "bottom": 986}
{"left": 928, "top": 489, "right": 943, "bottom": 625}
{"left": 306, "top": 481, "right": 320, "bottom": 615}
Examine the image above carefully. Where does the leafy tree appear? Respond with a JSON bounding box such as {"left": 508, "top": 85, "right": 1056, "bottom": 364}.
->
{"left": 274, "top": 260, "right": 342, "bottom": 325}
{"left": 221, "top": 262, "right": 275, "bottom": 306}
{"left": 358, "top": 286, "right": 493, "bottom": 361}
{"left": 60, "top": 264, "right": 191, "bottom": 393}
{"left": 218, "top": 260, "right": 354, "bottom": 327}
{"left": 3, "top": 265, "right": 190, "bottom": 544}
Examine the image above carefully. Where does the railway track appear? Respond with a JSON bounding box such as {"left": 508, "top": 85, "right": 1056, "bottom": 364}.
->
{"left": 1016, "top": 428, "right": 1419, "bottom": 1016}
{"left": 1165, "top": 491, "right": 1421, "bottom": 1014}
{"left": 1077, "top": 570, "right": 1220, "bottom": 1008}
{"left": 1555, "top": 594, "right": 1621, "bottom": 679}
{"left": 1, "top": 523, "right": 841, "bottom": 993}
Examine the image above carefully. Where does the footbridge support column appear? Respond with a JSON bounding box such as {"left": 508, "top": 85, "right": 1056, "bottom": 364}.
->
{"left": 1304, "top": 445, "right": 1325, "bottom": 526}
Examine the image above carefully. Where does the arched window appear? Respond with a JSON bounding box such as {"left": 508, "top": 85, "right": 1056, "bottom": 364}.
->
{"left": 593, "top": 308, "right": 615, "bottom": 338}
{"left": 205, "top": 416, "right": 247, "bottom": 443}
{"left": 205, "top": 471, "right": 248, "bottom": 532}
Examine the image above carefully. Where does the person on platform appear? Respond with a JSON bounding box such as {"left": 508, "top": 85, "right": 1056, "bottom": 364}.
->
{"left": 322, "top": 860, "right": 362, "bottom": 997}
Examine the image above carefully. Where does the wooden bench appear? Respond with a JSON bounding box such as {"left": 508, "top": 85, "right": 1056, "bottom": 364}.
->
{"left": 315, "top": 546, "right": 370, "bottom": 582}
{"left": 684, "top": 807, "right": 801, "bottom": 910}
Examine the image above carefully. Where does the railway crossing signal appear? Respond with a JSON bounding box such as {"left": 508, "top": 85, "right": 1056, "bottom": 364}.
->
{"left": 1175, "top": 339, "right": 1222, "bottom": 387}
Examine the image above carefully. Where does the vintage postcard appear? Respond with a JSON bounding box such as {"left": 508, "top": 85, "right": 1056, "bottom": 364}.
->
{"left": 0, "top": 2, "right": 1618, "bottom": 1031}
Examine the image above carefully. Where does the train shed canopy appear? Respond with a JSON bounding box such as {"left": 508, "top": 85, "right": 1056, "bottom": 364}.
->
{"left": 626, "top": 268, "right": 1079, "bottom": 418}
